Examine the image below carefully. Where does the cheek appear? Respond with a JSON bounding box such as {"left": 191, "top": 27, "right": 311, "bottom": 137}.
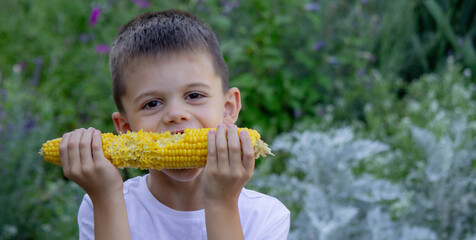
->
{"left": 130, "top": 115, "right": 159, "bottom": 131}
{"left": 196, "top": 104, "right": 224, "bottom": 126}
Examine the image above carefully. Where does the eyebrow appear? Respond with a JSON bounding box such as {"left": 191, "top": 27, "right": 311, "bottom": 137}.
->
{"left": 133, "top": 82, "right": 212, "bottom": 105}
{"left": 185, "top": 82, "right": 212, "bottom": 90}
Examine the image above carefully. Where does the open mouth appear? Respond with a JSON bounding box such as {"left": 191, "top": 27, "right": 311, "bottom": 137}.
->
{"left": 169, "top": 129, "right": 185, "bottom": 135}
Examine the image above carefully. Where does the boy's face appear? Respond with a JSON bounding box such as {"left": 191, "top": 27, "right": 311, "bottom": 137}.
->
{"left": 112, "top": 52, "right": 241, "bottom": 181}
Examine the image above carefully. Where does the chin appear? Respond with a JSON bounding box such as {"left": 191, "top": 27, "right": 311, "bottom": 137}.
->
{"left": 161, "top": 168, "right": 203, "bottom": 182}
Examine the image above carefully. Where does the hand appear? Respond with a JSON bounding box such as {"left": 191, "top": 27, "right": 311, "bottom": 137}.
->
{"left": 201, "top": 124, "right": 256, "bottom": 206}
{"left": 59, "top": 127, "right": 123, "bottom": 201}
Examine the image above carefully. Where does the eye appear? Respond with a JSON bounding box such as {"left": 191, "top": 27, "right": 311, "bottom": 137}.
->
{"left": 143, "top": 100, "right": 161, "bottom": 109}
{"left": 186, "top": 92, "right": 204, "bottom": 100}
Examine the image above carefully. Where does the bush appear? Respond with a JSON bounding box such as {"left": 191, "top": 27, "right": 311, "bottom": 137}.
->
{"left": 253, "top": 122, "right": 476, "bottom": 239}
{"left": 1, "top": 0, "right": 475, "bottom": 238}
{"left": 3, "top": 0, "right": 473, "bottom": 141}
{"left": 251, "top": 58, "right": 476, "bottom": 240}
{"left": 0, "top": 71, "right": 84, "bottom": 240}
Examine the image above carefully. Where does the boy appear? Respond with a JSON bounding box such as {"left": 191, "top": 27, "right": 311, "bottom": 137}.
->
{"left": 59, "top": 10, "right": 290, "bottom": 240}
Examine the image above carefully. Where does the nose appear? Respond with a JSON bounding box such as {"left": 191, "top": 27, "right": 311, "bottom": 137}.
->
{"left": 162, "top": 100, "right": 191, "bottom": 124}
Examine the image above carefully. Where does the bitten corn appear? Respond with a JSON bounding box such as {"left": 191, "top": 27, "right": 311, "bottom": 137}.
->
{"left": 40, "top": 128, "right": 272, "bottom": 170}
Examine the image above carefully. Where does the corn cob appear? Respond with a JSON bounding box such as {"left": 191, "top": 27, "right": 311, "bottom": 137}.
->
{"left": 40, "top": 128, "right": 272, "bottom": 170}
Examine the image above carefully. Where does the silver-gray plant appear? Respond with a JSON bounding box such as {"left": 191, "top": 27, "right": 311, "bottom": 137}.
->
{"left": 253, "top": 122, "right": 476, "bottom": 240}
{"left": 403, "top": 117, "right": 476, "bottom": 240}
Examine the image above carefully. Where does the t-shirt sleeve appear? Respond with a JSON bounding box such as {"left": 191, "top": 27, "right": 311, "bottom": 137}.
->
{"left": 259, "top": 205, "right": 291, "bottom": 240}
{"left": 77, "top": 194, "right": 94, "bottom": 240}
{"left": 240, "top": 189, "right": 291, "bottom": 240}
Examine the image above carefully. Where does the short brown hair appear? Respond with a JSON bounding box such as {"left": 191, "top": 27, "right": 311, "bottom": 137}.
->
{"left": 109, "top": 10, "right": 229, "bottom": 113}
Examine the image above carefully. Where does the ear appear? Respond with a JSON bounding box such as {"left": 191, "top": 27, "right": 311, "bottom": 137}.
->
{"left": 112, "top": 112, "right": 131, "bottom": 134}
{"left": 223, "top": 87, "right": 242, "bottom": 125}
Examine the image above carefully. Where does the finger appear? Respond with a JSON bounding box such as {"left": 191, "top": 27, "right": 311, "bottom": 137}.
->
{"left": 206, "top": 128, "right": 217, "bottom": 169}
{"left": 240, "top": 130, "right": 256, "bottom": 172}
{"left": 79, "top": 128, "right": 94, "bottom": 169}
{"left": 68, "top": 129, "right": 86, "bottom": 173}
{"left": 227, "top": 124, "right": 242, "bottom": 169}
{"left": 59, "top": 132, "right": 72, "bottom": 170}
{"left": 92, "top": 129, "right": 107, "bottom": 163}
{"left": 215, "top": 124, "right": 229, "bottom": 169}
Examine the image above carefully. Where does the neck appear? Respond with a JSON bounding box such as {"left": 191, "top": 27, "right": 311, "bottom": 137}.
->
{"left": 147, "top": 169, "right": 204, "bottom": 211}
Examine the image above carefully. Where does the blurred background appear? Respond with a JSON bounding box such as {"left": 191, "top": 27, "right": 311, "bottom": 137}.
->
{"left": 1, "top": 0, "right": 475, "bottom": 239}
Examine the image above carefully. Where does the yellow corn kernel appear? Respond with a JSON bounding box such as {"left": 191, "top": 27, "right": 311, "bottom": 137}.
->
{"left": 39, "top": 128, "right": 272, "bottom": 170}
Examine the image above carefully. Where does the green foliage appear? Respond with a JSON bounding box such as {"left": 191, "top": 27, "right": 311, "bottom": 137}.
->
{"left": 0, "top": 72, "right": 84, "bottom": 240}
{"left": 359, "top": 58, "right": 476, "bottom": 180}
{"left": 1, "top": 0, "right": 476, "bottom": 238}
{"left": 252, "top": 68, "right": 476, "bottom": 239}
{"left": 1, "top": 0, "right": 474, "bottom": 139}
{"left": 422, "top": 0, "right": 476, "bottom": 75}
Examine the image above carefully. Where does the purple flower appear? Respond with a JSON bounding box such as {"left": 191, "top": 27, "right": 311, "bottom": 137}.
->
{"left": 24, "top": 114, "right": 35, "bottom": 133}
{"left": 34, "top": 57, "right": 43, "bottom": 65}
{"left": 315, "top": 105, "right": 325, "bottom": 117}
{"left": 79, "top": 33, "right": 96, "bottom": 43}
{"left": 0, "top": 89, "right": 7, "bottom": 101}
{"left": 361, "top": 0, "right": 368, "bottom": 4}
{"left": 95, "top": 44, "right": 110, "bottom": 54}
{"left": 131, "top": 0, "right": 150, "bottom": 8}
{"left": 31, "top": 57, "right": 43, "bottom": 86}
{"left": 358, "top": 68, "right": 366, "bottom": 76}
{"left": 327, "top": 56, "right": 340, "bottom": 65}
{"left": 222, "top": 0, "right": 239, "bottom": 15}
{"left": 89, "top": 7, "right": 101, "bottom": 27}
{"left": 313, "top": 40, "right": 326, "bottom": 51}
{"left": 365, "top": 81, "right": 372, "bottom": 91}
{"left": 305, "top": 2, "right": 320, "bottom": 11}
{"left": 79, "top": 33, "right": 89, "bottom": 43}
{"left": 293, "top": 109, "right": 303, "bottom": 118}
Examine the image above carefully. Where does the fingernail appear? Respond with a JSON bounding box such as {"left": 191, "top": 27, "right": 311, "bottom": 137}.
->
{"left": 209, "top": 129, "right": 215, "bottom": 135}
{"left": 218, "top": 124, "right": 225, "bottom": 129}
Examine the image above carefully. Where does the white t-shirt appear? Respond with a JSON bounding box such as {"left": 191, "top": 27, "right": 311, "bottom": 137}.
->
{"left": 78, "top": 175, "right": 290, "bottom": 240}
